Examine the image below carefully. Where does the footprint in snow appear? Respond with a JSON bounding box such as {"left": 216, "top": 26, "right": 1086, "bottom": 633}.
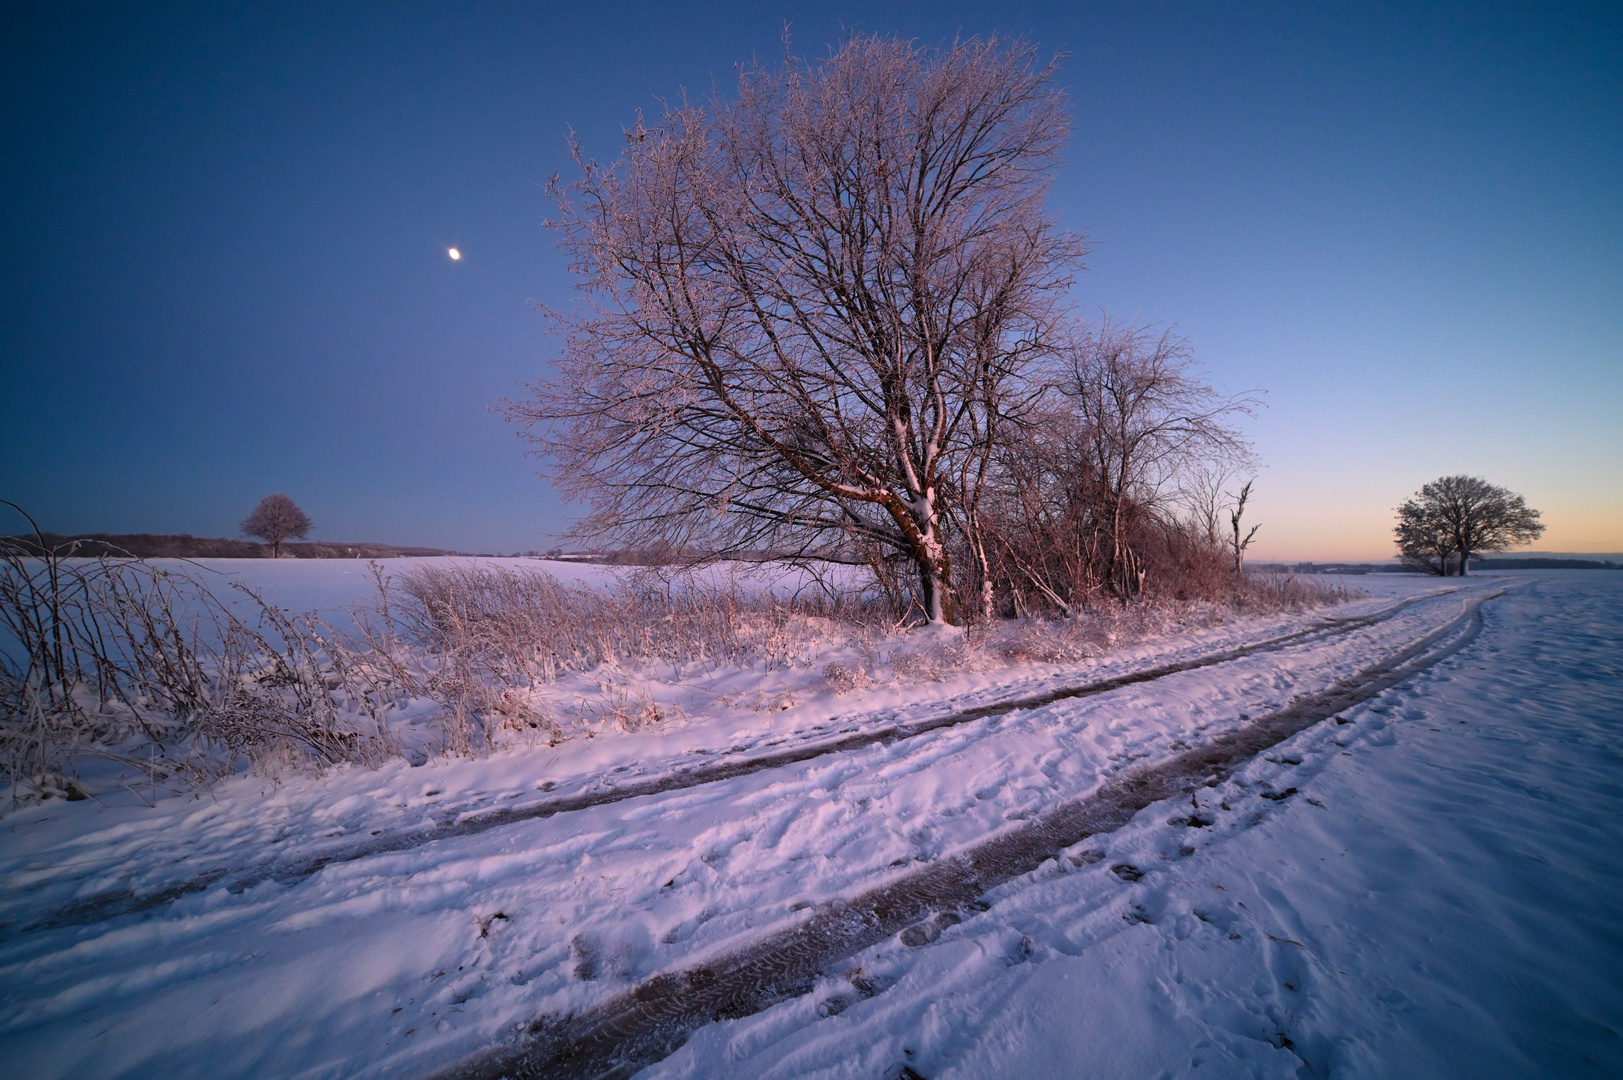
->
{"left": 899, "top": 910, "right": 961, "bottom": 947}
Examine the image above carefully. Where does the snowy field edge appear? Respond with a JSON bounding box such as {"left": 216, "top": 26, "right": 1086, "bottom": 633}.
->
{"left": 2, "top": 570, "right": 1618, "bottom": 1079}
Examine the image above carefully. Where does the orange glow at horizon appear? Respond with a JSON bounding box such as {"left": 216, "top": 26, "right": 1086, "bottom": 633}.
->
{"left": 1248, "top": 501, "right": 1623, "bottom": 563}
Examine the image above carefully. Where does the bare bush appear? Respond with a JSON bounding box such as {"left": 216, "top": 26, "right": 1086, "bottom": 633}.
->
{"left": 966, "top": 322, "right": 1258, "bottom": 616}
{"left": 1, "top": 509, "right": 396, "bottom": 805}
{"left": 587, "top": 685, "right": 673, "bottom": 733}
{"left": 822, "top": 662, "right": 871, "bottom": 696}
{"left": 194, "top": 585, "right": 400, "bottom": 770}
{"left": 1054, "top": 320, "right": 1256, "bottom": 598}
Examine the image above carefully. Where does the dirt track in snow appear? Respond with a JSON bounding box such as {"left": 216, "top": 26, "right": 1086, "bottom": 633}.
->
{"left": 432, "top": 587, "right": 1508, "bottom": 1080}
{"left": 15, "top": 591, "right": 1454, "bottom": 937}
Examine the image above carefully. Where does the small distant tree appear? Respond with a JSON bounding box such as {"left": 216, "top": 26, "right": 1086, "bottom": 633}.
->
{"left": 1393, "top": 476, "right": 1544, "bottom": 576}
{"left": 241, "top": 494, "right": 312, "bottom": 558}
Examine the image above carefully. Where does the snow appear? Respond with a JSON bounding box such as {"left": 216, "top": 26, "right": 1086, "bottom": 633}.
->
{"left": 133, "top": 555, "right": 631, "bottom": 630}
{"left": 652, "top": 571, "right": 1623, "bottom": 1079}
{"left": 2, "top": 567, "right": 1618, "bottom": 1078}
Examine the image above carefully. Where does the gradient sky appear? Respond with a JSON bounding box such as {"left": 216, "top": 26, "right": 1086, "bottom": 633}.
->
{"left": 3, "top": 1, "right": 1619, "bottom": 560}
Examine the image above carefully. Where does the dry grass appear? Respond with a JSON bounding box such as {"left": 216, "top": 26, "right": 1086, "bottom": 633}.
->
{"left": 389, "top": 563, "right": 894, "bottom": 745}
{"left": 976, "top": 571, "right": 1353, "bottom": 665}
{"left": 0, "top": 540, "right": 399, "bottom": 806}
{"left": 1, "top": 545, "right": 1358, "bottom": 804}
{"left": 818, "top": 570, "right": 1358, "bottom": 686}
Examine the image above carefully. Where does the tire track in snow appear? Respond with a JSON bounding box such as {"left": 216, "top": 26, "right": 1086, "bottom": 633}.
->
{"left": 428, "top": 587, "right": 1508, "bottom": 1080}
{"left": 13, "top": 589, "right": 1459, "bottom": 935}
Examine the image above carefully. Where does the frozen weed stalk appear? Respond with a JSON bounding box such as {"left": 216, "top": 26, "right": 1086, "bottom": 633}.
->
{"left": 391, "top": 562, "right": 895, "bottom": 740}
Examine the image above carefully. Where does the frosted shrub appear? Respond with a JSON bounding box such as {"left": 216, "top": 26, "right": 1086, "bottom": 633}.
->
{"left": 822, "top": 662, "right": 870, "bottom": 696}
{"left": 0, "top": 539, "right": 398, "bottom": 806}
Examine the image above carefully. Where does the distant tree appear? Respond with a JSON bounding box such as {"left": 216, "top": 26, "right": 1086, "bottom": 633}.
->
{"left": 1393, "top": 476, "right": 1544, "bottom": 576}
{"left": 240, "top": 494, "right": 312, "bottom": 558}
{"left": 1394, "top": 498, "right": 1456, "bottom": 575}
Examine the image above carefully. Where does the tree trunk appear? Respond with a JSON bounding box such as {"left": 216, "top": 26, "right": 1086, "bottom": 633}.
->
{"left": 883, "top": 489, "right": 959, "bottom": 626}
{"left": 915, "top": 553, "right": 957, "bottom": 626}
{"left": 1103, "top": 495, "right": 1138, "bottom": 601}
{"left": 968, "top": 530, "right": 995, "bottom": 624}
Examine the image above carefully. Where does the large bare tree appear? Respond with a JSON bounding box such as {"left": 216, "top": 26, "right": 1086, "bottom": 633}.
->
{"left": 505, "top": 36, "right": 1085, "bottom": 624}
{"left": 1394, "top": 475, "right": 1544, "bottom": 575}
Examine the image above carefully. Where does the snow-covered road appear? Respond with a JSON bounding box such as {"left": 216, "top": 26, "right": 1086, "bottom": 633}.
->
{"left": 3, "top": 572, "right": 1618, "bottom": 1079}
{"left": 648, "top": 572, "right": 1623, "bottom": 1080}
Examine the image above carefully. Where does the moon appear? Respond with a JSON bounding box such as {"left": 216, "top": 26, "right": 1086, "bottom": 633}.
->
{"left": 448, "top": 247, "right": 461, "bottom": 260}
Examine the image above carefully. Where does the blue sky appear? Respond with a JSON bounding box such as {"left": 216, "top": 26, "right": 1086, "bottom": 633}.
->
{"left": 3, "top": 1, "right": 1619, "bottom": 559}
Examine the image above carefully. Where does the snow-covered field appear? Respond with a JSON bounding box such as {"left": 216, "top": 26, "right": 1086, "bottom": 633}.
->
{"left": 2, "top": 567, "right": 1618, "bottom": 1078}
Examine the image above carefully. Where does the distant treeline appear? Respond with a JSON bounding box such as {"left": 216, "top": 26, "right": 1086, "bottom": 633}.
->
{"left": 1, "top": 533, "right": 456, "bottom": 559}
{"left": 1469, "top": 557, "right": 1618, "bottom": 570}
{"left": 1257, "top": 558, "right": 1619, "bottom": 575}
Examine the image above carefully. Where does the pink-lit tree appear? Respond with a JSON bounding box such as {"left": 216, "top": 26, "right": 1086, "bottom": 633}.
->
{"left": 505, "top": 35, "right": 1084, "bottom": 625}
